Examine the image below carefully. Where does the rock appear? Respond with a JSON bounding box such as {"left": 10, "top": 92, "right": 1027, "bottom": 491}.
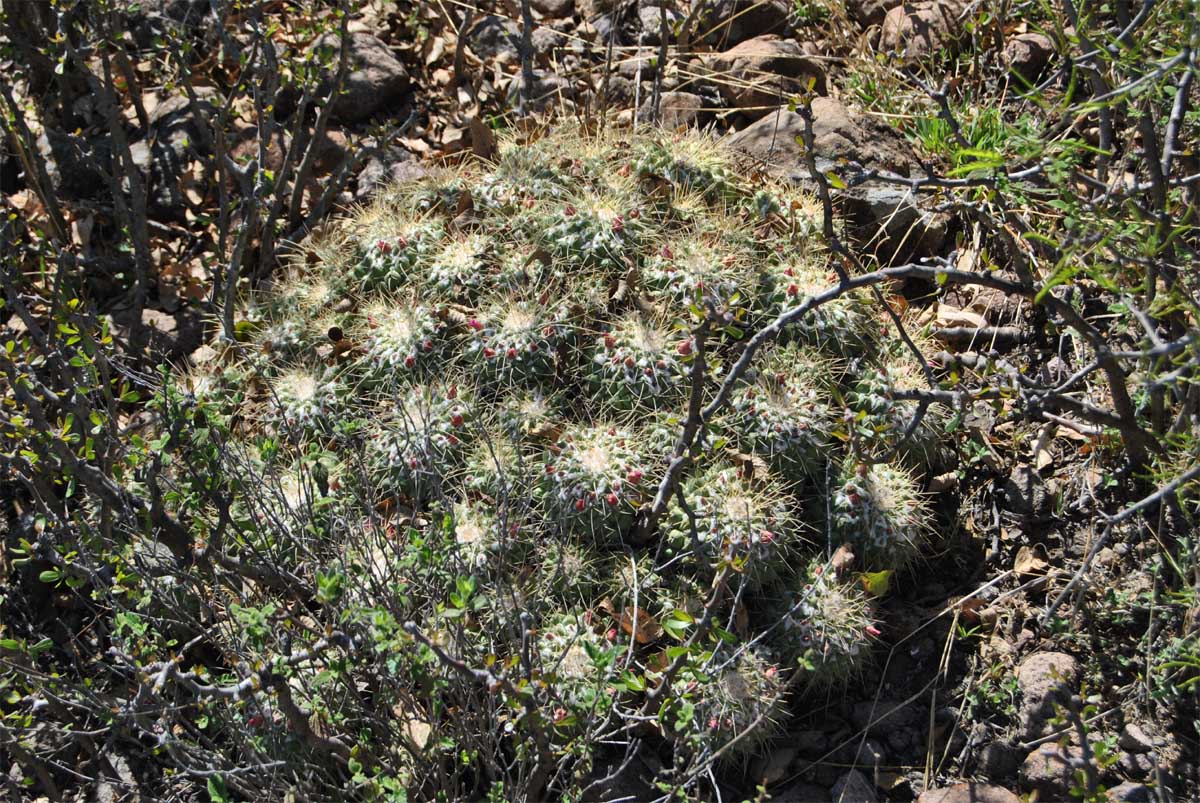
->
{"left": 508, "top": 70, "right": 576, "bottom": 114}
{"left": 1005, "top": 32, "right": 1055, "bottom": 85}
{"left": 129, "top": 92, "right": 215, "bottom": 219}
{"left": 728, "top": 98, "right": 915, "bottom": 175}
{"left": 1017, "top": 651, "right": 1078, "bottom": 739}
{"left": 468, "top": 15, "right": 522, "bottom": 60}
{"left": 617, "top": 47, "right": 659, "bottom": 80}
{"left": 977, "top": 741, "right": 1020, "bottom": 778}
{"left": 703, "top": 35, "right": 825, "bottom": 116}
{"left": 1118, "top": 723, "right": 1154, "bottom": 754}
{"left": 842, "top": 184, "right": 950, "bottom": 260}
{"left": 750, "top": 745, "right": 797, "bottom": 784}
{"left": 532, "top": 0, "right": 574, "bottom": 17}
{"left": 846, "top": 0, "right": 900, "bottom": 27}
{"left": 775, "top": 782, "right": 832, "bottom": 802}
{"left": 703, "top": 0, "right": 792, "bottom": 45}
{"left": 879, "top": 0, "right": 968, "bottom": 63}
{"left": 793, "top": 729, "right": 830, "bottom": 754}
{"left": 1107, "top": 781, "right": 1153, "bottom": 802}
{"left": 37, "top": 128, "right": 112, "bottom": 201}
{"left": 313, "top": 33, "right": 410, "bottom": 123}
{"left": 598, "top": 75, "right": 637, "bottom": 107}
{"left": 128, "top": 0, "right": 210, "bottom": 48}
{"left": 1019, "top": 742, "right": 1081, "bottom": 798}
{"left": 727, "top": 100, "right": 954, "bottom": 262}
{"left": 1118, "top": 750, "right": 1155, "bottom": 778}
{"left": 639, "top": 91, "right": 709, "bottom": 128}
{"left": 536, "top": 25, "right": 571, "bottom": 56}
{"left": 850, "top": 699, "right": 919, "bottom": 737}
{"left": 917, "top": 783, "right": 1021, "bottom": 803}
{"left": 831, "top": 769, "right": 877, "bottom": 803}
{"left": 637, "top": 3, "right": 681, "bottom": 44}
{"left": 1003, "top": 465, "right": 1053, "bottom": 523}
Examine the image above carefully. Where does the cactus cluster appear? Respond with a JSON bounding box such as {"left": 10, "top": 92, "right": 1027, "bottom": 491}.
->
{"left": 186, "top": 127, "right": 947, "bottom": 771}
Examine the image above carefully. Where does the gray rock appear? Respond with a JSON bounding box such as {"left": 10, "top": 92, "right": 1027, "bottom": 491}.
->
{"left": 703, "top": 0, "right": 792, "bottom": 45}
{"left": 639, "top": 92, "right": 709, "bottom": 128}
{"left": 37, "top": 128, "right": 112, "bottom": 201}
{"left": 750, "top": 745, "right": 797, "bottom": 784}
{"left": 1017, "top": 651, "right": 1078, "bottom": 740}
{"left": 1005, "top": 32, "right": 1055, "bottom": 86}
{"left": 1003, "top": 465, "right": 1053, "bottom": 523}
{"left": 831, "top": 769, "right": 877, "bottom": 803}
{"left": 637, "top": 4, "right": 681, "bottom": 44}
{"left": 917, "top": 783, "right": 1021, "bottom": 803}
{"left": 977, "top": 741, "right": 1020, "bottom": 779}
{"left": 842, "top": 183, "right": 950, "bottom": 260}
{"left": 532, "top": 0, "right": 574, "bottom": 17}
{"left": 508, "top": 70, "right": 576, "bottom": 114}
{"left": 703, "top": 35, "right": 826, "bottom": 116}
{"left": 845, "top": 0, "right": 900, "bottom": 27}
{"left": 356, "top": 148, "right": 426, "bottom": 199}
{"left": 879, "top": 0, "right": 968, "bottom": 63}
{"left": 850, "top": 698, "right": 919, "bottom": 736}
{"left": 532, "top": 26, "right": 568, "bottom": 55}
{"left": 468, "top": 15, "right": 522, "bottom": 60}
{"left": 792, "top": 729, "right": 830, "bottom": 755}
{"left": 1118, "top": 750, "right": 1155, "bottom": 778}
{"left": 1019, "top": 742, "right": 1081, "bottom": 798}
{"left": 729, "top": 98, "right": 916, "bottom": 176}
{"left": 1118, "top": 722, "right": 1155, "bottom": 754}
{"left": 597, "top": 75, "right": 637, "bottom": 107}
{"left": 313, "top": 33, "right": 410, "bottom": 123}
{"left": 617, "top": 47, "right": 658, "bottom": 80}
{"left": 1107, "top": 781, "right": 1153, "bottom": 802}
{"left": 775, "top": 781, "right": 832, "bottom": 802}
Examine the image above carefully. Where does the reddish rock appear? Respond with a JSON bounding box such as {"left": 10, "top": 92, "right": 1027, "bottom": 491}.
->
{"left": 704, "top": 35, "right": 826, "bottom": 116}
{"left": 879, "top": 0, "right": 968, "bottom": 63}
{"left": 917, "top": 783, "right": 1021, "bottom": 803}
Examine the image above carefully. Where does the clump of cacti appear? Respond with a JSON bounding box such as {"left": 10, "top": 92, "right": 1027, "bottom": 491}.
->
{"left": 774, "top": 559, "right": 878, "bottom": 682}
{"left": 178, "top": 126, "right": 947, "bottom": 788}
{"left": 673, "top": 646, "right": 788, "bottom": 758}
{"left": 832, "top": 460, "right": 928, "bottom": 569}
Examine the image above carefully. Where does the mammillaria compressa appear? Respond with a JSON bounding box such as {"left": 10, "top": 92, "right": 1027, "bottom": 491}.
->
{"left": 180, "top": 126, "right": 943, "bottom": 781}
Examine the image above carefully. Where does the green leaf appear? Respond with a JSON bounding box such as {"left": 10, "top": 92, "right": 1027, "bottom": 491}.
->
{"left": 207, "top": 775, "right": 233, "bottom": 803}
{"left": 860, "top": 569, "right": 893, "bottom": 597}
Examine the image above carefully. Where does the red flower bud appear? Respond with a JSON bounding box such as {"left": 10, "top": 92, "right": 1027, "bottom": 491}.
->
{"left": 506, "top": 347, "right": 518, "bottom": 359}
{"left": 676, "top": 340, "right": 693, "bottom": 356}
{"left": 451, "top": 413, "right": 464, "bottom": 428}
{"left": 564, "top": 204, "right": 576, "bottom": 217}
{"left": 605, "top": 493, "right": 619, "bottom": 506}
{"left": 483, "top": 347, "right": 496, "bottom": 359}
{"left": 468, "top": 318, "right": 483, "bottom": 331}
{"left": 404, "top": 355, "right": 416, "bottom": 368}
{"left": 575, "top": 498, "right": 586, "bottom": 511}
{"left": 626, "top": 469, "right": 643, "bottom": 483}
